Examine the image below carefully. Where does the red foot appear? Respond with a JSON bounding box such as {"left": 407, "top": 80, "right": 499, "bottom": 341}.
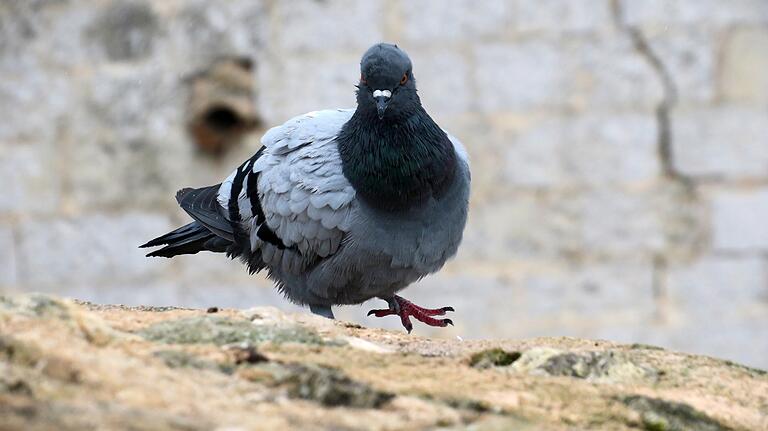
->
{"left": 367, "top": 295, "right": 454, "bottom": 333}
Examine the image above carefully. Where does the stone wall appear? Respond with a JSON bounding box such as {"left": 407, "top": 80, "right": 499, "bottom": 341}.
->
{"left": 1, "top": 1, "right": 766, "bottom": 368}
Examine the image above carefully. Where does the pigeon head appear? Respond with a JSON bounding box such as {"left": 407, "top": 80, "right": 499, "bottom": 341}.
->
{"left": 357, "top": 43, "right": 419, "bottom": 120}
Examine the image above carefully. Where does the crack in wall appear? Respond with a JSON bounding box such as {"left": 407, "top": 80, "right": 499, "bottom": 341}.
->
{"left": 610, "top": 0, "right": 682, "bottom": 181}
{"left": 610, "top": 1, "right": 706, "bottom": 319}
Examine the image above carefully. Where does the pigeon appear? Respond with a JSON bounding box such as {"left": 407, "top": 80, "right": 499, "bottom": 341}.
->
{"left": 141, "top": 43, "right": 470, "bottom": 332}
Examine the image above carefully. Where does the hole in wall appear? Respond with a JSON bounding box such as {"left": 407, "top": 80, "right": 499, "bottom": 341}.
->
{"left": 204, "top": 106, "right": 242, "bottom": 133}
{"left": 186, "top": 56, "right": 261, "bottom": 158}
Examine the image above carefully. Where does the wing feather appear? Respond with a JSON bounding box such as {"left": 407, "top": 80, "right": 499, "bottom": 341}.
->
{"left": 249, "top": 109, "right": 356, "bottom": 268}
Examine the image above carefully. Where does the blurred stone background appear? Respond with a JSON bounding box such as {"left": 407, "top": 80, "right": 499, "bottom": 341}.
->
{"left": 1, "top": 0, "right": 767, "bottom": 368}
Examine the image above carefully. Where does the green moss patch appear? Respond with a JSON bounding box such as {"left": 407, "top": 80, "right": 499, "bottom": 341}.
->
{"left": 469, "top": 348, "right": 522, "bottom": 369}
{"left": 137, "top": 316, "right": 323, "bottom": 346}
{"left": 152, "top": 349, "right": 226, "bottom": 372}
{"left": 0, "top": 294, "right": 71, "bottom": 320}
{"left": 0, "top": 335, "right": 44, "bottom": 367}
{"left": 271, "top": 363, "right": 393, "bottom": 408}
{"left": 623, "top": 395, "right": 732, "bottom": 431}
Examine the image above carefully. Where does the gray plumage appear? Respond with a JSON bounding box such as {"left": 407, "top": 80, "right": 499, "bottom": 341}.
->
{"left": 142, "top": 43, "right": 471, "bottom": 324}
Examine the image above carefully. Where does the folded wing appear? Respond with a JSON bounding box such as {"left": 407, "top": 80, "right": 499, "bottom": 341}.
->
{"left": 217, "top": 109, "right": 357, "bottom": 274}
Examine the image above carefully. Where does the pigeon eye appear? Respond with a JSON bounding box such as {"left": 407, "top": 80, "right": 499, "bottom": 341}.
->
{"left": 399, "top": 73, "right": 408, "bottom": 85}
{"left": 360, "top": 74, "right": 367, "bottom": 84}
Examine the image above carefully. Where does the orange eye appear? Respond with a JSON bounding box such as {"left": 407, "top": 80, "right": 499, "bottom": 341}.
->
{"left": 360, "top": 74, "right": 367, "bottom": 84}
{"left": 400, "top": 73, "right": 408, "bottom": 85}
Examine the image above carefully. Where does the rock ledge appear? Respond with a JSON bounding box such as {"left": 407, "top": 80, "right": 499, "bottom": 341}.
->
{"left": 1, "top": 294, "right": 766, "bottom": 430}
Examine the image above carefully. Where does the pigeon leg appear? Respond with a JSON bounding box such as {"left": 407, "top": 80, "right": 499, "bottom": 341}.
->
{"left": 309, "top": 304, "right": 335, "bottom": 319}
{"left": 367, "top": 295, "right": 454, "bottom": 333}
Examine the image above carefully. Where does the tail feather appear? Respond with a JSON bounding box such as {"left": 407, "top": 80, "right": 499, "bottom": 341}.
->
{"left": 140, "top": 222, "right": 203, "bottom": 248}
{"left": 140, "top": 221, "right": 231, "bottom": 258}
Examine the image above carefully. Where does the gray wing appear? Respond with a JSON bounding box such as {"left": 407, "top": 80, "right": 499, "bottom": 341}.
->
{"left": 217, "top": 109, "right": 357, "bottom": 273}
{"left": 445, "top": 130, "right": 470, "bottom": 168}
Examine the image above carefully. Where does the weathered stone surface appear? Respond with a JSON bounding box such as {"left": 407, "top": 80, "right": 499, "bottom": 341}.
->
{"left": 475, "top": 41, "right": 568, "bottom": 111}
{"left": 460, "top": 194, "right": 581, "bottom": 261}
{"left": 711, "top": 188, "right": 768, "bottom": 252}
{"left": 623, "top": 395, "right": 735, "bottom": 431}
{"left": 408, "top": 49, "right": 471, "bottom": 115}
{"left": 504, "top": 114, "right": 659, "bottom": 187}
{"left": 667, "top": 255, "right": 768, "bottom": 318}
{"left": 645, "top": 28, "right": 716, "bottom": 105}
{"left": 138, "top": 315, "right": 324, "bottom": 346}
{"left": 0, "top": 293, "right": 765, "bottom": 431}
{"left": 161, "top": 0, "right": 265, "bottom": 69}
{"left": 503, "top": 117, "right": 562, "bottom": 187}
{"left": 469, "top": 348, "right": 521, "bottom": 369}
{"left": 475, "top": 36, "right": 665, "bottom": 112}
{"left": 672, "top": 107, "right": 768, "bottom": 180}
{"left": 573, "top": 36, "right": 664, "bottom": 110}
{"left": 67, "top": 133, "right": 184, "bottom": 211}
{"left": 510, "top": 348, "right": 659, "bottom": 383}
{"left": 86, "top": 1, "right": 159, "bottom": 62}
{"left": 0, "top": 143, "right": 60, "bottom": 216}
{"left": 402, "top": 0, "right": 511, "bottom": 43}
{"left": 720, "top": 26, "right": 768, "bottom": 104}
{"left": 564, "top": 114, "right": 660, "bottom": 184}
{"left": 26, "top": 2, "right": 101, "bottom": 68}
{"left": 0, "top": 226, "right": 17, "bottom": 288}
{"left": 275, "top": 362, "right": 394, "bottom": 408}
{"left": 575, "top": 187, "right": 670, "bottom": 258}
{"left": 0, "top": 55, "right": 74, "bottom": 143}
{"left": 463, "top": 183, "right": 703, "bottom": 262}
{"left": 515, "top": 0, "right": 612, "bottom": 34}
{"left": 663, "top": 254, "right": 768, "bottom": 368}
{"left": 621, "top": 0, "right": 768, "bottom": 28}
{"left": 261, "top": 54, "right": 359, "bottom": 122}
{"left": 0, "top": 1, "right": 35, "bottom": 55}
{"left": 274, "top": 0, "right": 383, "bottom": 53}
{"left": 521, "top": 263, "right": 655, "bottom": 317}
{"left": 652, "top": 314, "right": 768, "bottom": 374}
{"left": 16, "top": 213, "right": 172, "bottom": 288}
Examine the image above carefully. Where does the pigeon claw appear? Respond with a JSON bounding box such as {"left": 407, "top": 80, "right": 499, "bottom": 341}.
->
{"left": 367, "top": 309, "right": 396, "bottom": 318}
{"left": 367, "top": 295, "right": 455, "bottom": 333}
{"left": 401, "top": 315, "right": 413, "bottom": 334}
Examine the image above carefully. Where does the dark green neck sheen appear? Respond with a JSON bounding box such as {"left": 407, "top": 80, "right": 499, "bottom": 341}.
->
{"left": 337, "top": 107, "right": 457, "bottom": 212}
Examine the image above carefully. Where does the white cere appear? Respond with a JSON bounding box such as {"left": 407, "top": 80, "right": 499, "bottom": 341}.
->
{"left": 372, "top": 89, "right": 391, "bottom": 98}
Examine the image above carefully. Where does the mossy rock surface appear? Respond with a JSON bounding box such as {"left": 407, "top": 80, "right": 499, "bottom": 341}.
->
{"left": 623, "top": 395, "right": 733, "bottom": 431}
{"left": 137, "top": 315, "right": 324, "bottom": 345}
{"left": 0, "top": 294, "right": 72, "bottom": 320}
{"left": 468, "top": 348, "right": 521, "bottom": 368}
{"left": 1, "top": 293, "right": 766, "bottom": 431}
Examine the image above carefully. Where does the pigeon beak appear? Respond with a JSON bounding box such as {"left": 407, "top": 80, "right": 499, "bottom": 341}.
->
{"left": 375, "top": 96, "right": 388, "bottom": 119}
